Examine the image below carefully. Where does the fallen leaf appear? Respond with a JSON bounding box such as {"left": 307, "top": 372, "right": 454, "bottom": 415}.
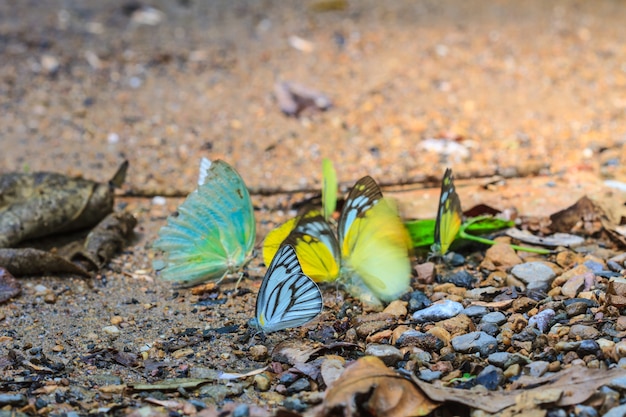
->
{"left": 411, "top": 365, "right": 626, "bottom": 413}
{"left": 0, "top": 248, "right": 90, "bottom": 277}
{"left": 0, "top": 161, "right": 127, "bottom": 248}
{"left": 0, "top": 267, "right": 21, "bottom": 303}
{"left": 60, "top": 211, "right": 137, "bottom": 269}
{"left": 549, "top": 196, "right": 603, "bottom": 236}
{"left": 319, "top": 356, "right": 439, "bottom": 417}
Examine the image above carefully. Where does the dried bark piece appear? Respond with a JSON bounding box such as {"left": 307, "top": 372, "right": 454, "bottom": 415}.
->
{"left": 0, "top": 248, "right": 90, "bottom": 277}
{"left": 0, "top": 161, "right": 128, "bottom": 248}
{"left": 61, "top": 212, "right": 137, "bottom": 269}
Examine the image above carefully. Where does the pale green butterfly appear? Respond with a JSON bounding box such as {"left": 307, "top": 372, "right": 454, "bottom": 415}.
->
{"left": 152, "top": 158, "right": 255, "bottom": 286}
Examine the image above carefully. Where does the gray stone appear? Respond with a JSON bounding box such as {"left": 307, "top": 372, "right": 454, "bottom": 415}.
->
{"left": 609, "top": 376, "right": 626, "bottom": 391}
{"left": 418, "top": 369, "right": 442, "bottom": 382}
{"left": 603, "top": 404, "right": 626, "bottom": 417}
{"left": 569, "top": 324, "right": 600, "bottom": 339}
{"left": 395, "top": 329, "right": 444, "bottom": 352}
{"left": 511, "top": 262, "right": 556, "bottom": 290}
{"left": 476, "top": 365, "right": 503, "bottom": 390}
{"left": 523, "top": 361, "right": 550, "bottom": 377}
{"left": 364, "top": 344, "right": 403, "bottom": 366}
{"left": 527, "top": 309, "right": 555, "bottom": 333}
{"left": 286, "top": 378, "right": 311, "bottom": 394}
{"left": 412, "top": 299, "right": 463, "bottom": 322}
{"left": 462, "top": 305, "right": 489, "bottom": 318}
{"left": 480, "top": 311, "right": 507, "bottom": 325}
{"left": 477, "top": 322, "right": 500, "bottom": 336}
{"left": 488, "top": 352, "right": 530, "bottom": 369}
{"left": 451, "top": 331, "right": 498, "bottom": 357}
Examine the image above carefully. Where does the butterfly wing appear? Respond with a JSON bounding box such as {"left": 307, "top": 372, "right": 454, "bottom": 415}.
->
{"left": 342, "top": 198, "right": 412, "bottom": 303}
{"left": 337, "top": 176, "right": 383, "bottom": 247}
{"left": 263, "top": 211, "right": 340, "bottom": 282}
{"left": 153, "top": 160, "right": 256, "bottom": 286}
{"left": 322, "top": 158, "right": 337, "bottom": 221}
{"left": 254, "top": 245, "right": 323, "bottom": 333}
{"left": 433, "top": 168, "right": 462, "bottom": 256}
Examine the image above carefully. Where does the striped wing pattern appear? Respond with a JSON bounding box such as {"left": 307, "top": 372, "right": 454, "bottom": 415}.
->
{"left": 254, "top": 245, "right": 323, "bottom": 333}
{"left": 433, "top": 168, "right": 463, "bottom": 256}
{"left": 337, "top": 176, "right": 383, "bottom": 246}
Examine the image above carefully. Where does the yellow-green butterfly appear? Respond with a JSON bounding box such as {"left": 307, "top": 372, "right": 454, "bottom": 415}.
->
{"left": 152, "top": 158, "right": 256, "bottom": 286}
{"left": 263, "top": 175, "right": 411, "bottom": 305}
{"left": 431, "top": 168, "right": 463, "bottom": 257}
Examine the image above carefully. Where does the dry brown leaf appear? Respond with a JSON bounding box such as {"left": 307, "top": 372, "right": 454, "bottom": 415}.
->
{"left": 411, "top": 365, "right": 626, "bottom": 413}
{"left": 0, "top": 248, "right": 91, "bottom": 277}
{"left": 0, "top": 161, "right": 127, "bottom": 248}
{"left": 318, "top": 356, "right": 439, "bottom": 417}
{"left": 272, "top": 340, "right": 359, "bottom": 366}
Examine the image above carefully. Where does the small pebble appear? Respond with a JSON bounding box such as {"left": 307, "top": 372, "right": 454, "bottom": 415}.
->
{"left": 438, "top": 270, "right": 476, "bottom": 289}
{"left": 44, "top": 292, "right": 57, "bottom": 304}
{"left": 480, "top": 311, "right": 507, "bottom": 325}
{"left": 249, "top": 345, "right": 268, "bottom": 361}
{"left": 110, "top": 316, "right": 123, "bottom": 325}
{"left": 603, "top": 404, "right": 626, "bottom": 417}
{"left": 574, "top": 405, "right": 598, "bottom": 417}
{"left": 412, "top": 300, "right": 463, "bottom": 322}
{"left": 232, "top": 404, "right": 250, "bottom": 417}
{"left": 418, "top": 369, "right": 441, "bottom": 382}
{"left": 476, "top": 365, "right": 503, "bottom": 390}
{"left": 451, "top": 332, "right": 498, "bottom": 357}
{"left": 395, "top": 329, "right": 445, "bottom": 351}
{"left": 102, "top": 326, "right": 120, "bottom": 337}
{"left": 286, "top": 378, "right": 311, "bottom": 394}
{"left": 565, "top": 301, "right": 588, "bottom": 317}
{"left": 615, "top": 341, "right": 626, "bottom": 358}
{"left": 462, "top": 305, "right": 489, "bottom": 318}
{"left": 569, "top": 324, "right": 600, "bottom": 340}
{"left": 523, "top": 361, "right": 549, "bottom": 377}
{"left": 511, "top": 262, "right": 556, "bottom": 291}
{"left": 407, "top": 290, "right": 431, "bottom": 312}
{"left": 52, "top": 344, "right": 64, "bottom": 352}
{"left": 527, "top": 309, "right": 555, "bottom": 333}
{"left": 364, "top": 344, "right": 403, "bottom": 366}
{"left": 503, "top": 364, "right": 521, "bottom": 378}
{"left": 488, "top": 352, "right": 530, "bottom": 369}
{"left": 477, "top": 322, "right": 499, "bottom": 336}
{"left": 283, "top": 397, "right": 307, "bottom": 412}
{"left": 577, "top": 339, "right": 600, "bottom": 356}
{"left": 382, "top": 300, "right": 407, "bottom": 318}
{"left": 253, "top": 373, "right": 271, "bottom": 392}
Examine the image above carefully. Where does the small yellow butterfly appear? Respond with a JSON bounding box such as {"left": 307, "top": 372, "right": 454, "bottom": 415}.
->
{"left": 431, "top": 168, "right": 463, "bottom": 257}
{"left": 263, "top": 175, "right": 411, "bottom": 305}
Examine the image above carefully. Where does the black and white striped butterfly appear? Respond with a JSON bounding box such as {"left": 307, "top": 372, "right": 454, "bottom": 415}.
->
{"left": 250, "top": 245, "right": 323, "bottom": 333}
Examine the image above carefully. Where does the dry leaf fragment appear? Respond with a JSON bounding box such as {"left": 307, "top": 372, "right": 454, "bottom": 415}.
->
{"left": 411, "top": 365, "right": 626, "bottom": 413}
{"left": 60, "top": 211, "right": 137, "bottom": 269}
{"left": 0, "top": 248, "right": 90, "bottom": 277}
{"left": 0, "top": 161, "right": 128, "bottom": 248}
{"left": 319, "top": 356, "right": 439, "bottom": 417}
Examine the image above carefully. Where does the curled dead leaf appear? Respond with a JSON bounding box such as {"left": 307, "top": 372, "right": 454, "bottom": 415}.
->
{"left": 318, "top": 356, "right": 438, "bottom": 417}
{"left": 0, "top": 161, "right": 128, "bottom": 248}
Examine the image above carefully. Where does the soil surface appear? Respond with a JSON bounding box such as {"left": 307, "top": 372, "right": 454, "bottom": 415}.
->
{"left": 2, "top": 1, "right": 626, "bottom": 416}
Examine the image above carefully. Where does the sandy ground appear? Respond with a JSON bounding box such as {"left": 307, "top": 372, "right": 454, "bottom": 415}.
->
{"left": 2, "top": 0, "right": 626, "bottom": 414}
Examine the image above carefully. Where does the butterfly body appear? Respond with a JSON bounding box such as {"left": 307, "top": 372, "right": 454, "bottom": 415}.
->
{"left": 153, "top": 159, "right": 256, "bottom": 286}
{"left": 252, "top": 245, "right": 323, "bottom": 333}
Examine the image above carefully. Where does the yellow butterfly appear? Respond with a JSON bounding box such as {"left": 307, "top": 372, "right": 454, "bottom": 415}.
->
{"left": 431, "top": 168, "right": 463, "bottom": 257}
{"left": 263, "top": 175, "right": 412, "bottom": 305}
